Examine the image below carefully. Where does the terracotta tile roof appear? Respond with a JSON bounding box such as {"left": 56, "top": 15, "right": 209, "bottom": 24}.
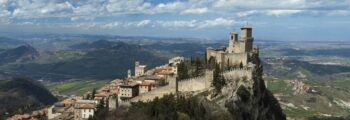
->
{"left": 75, "top": 103, "right": 96, "bottom": 109}
{"left": 94, "top": 93, "right": 108, "bottom": 97}
{"left": 140, "top": 81, "right": 155, "bottom": 86}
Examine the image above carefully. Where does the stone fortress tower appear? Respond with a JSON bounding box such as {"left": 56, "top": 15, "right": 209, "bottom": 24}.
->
{"left": 135, "top": 61, "right": 146, "bottom": 77}
{"left": 206, "top": 23, "right": 258, "bottom": 68}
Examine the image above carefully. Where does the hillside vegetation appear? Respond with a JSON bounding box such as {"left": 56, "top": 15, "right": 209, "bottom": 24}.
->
{"left": 47, "top": 80, "right": 108, "bottom": 95}
{"left": 0, "top": 77, "right": 57, "bottom": 115}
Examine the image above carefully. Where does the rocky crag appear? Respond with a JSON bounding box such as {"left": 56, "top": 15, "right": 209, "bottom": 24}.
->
{"left": 126, "top": 24, "right": 286, "bottom": 120}
{"left": 211, "top": 58, "right": 285, "bottom": 120}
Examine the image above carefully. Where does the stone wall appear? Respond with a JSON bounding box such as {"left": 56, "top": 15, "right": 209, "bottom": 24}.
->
{"left": 222, "top": 68, "right": 253, "bottom": 81}
{"left": 178, "top": 70, "right": 213, "bottom": 92}
{"left": 131, "top": 70, "right": 213, "bottom": 102}
{"left": 223, "top": 52, "right": 248, "bottom": 66}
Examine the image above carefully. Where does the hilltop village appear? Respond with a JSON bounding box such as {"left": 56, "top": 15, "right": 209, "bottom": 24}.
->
{"left": 7, "top": 24, "right": 285, "bottom": 120}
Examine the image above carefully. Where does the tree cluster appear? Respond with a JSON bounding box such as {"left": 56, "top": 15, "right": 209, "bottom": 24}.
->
{"left": 212, "top": 64, "right": 226, "bottom": 94}
{"left": 89, "top": 98, "right": 108, "bottom": 120}
{"left": 108, "top": 94, "right": 211, "bottom": 120}
{"left": 177, "top": 57, "right": 206, "bottom": 80}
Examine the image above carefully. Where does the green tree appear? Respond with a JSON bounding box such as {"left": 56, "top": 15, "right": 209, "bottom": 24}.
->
{"left": 178, "top": 62, "right": 189, "bottom": 80}
{"left": 226, "top": 59, "right": 231, "bottom": 70}
{"left": 89, "top": 98, "right": 107, "bottom": 120}
{"left": 212, "top": 64, "right": 226, "bottom": 94}
{"left": 193, "top": 57, "right": 202, "bottom": 77}
{"left": 91, "top": 88, "right": 96, "bottom": 100}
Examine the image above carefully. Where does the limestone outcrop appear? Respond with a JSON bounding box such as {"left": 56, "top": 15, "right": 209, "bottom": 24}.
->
{"left": 213, "top": 60, "right": 286, "bottom": 120}
{"left": 206, "top": 24, "right": 286, "bottom": 120}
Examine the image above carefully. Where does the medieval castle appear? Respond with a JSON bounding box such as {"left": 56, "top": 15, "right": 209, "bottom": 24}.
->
{"left": 206, "top": 24, "right": 259, "bottom": 68}
{"left": 45, "top": 24, "right": 264, "bottom": 120}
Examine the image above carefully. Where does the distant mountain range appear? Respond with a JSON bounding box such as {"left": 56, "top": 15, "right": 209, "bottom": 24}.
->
{"left": 0, "top": 40, "right": 168, "bottom": 81}
{"left": 0, "top": 45, "right": 39, "bottom": 65}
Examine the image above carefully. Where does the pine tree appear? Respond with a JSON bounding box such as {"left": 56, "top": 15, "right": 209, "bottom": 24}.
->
{"left": 212, "top": 64, "right": 226, "bottom": 94}
{"left": 91, "top": 88, "right": 96, "bottom": 100}
{"left": 226, "top": 59, "right": 231, "bottom": 70}
{"left": 177, "top": 62, "right": 189, "bottom": 80}
{"left": 194, "top": 57, "right": 201, "bottom": 77}
{"left": 239, "top": 61, "right": 243, "bottom": 69}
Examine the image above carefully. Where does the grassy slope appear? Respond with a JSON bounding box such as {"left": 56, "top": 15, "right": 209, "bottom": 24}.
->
{"left": 265, "top": 72, "right": 350, "bottom": 118}
{"left": 47, "top": 80, "right": 108, "bottom": 95}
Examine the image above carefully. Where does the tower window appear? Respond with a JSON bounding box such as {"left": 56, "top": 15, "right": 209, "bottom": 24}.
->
{"left": 231, "top": 35, "right": 233, "bottom": 40}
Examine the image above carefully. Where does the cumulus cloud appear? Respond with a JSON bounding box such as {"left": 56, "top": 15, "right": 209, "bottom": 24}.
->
{"left": 158, "top": 20, "right": 198, "bottom": 28}
{"left": 151, "top": 1, "right": 186, "bottom": 14}
{"left": 1, "top": 0, "right": 350, "bottom": 32}
{"left": 101, "top": 20, "right": 152, "bottom": 29}
{"left": 71, "top": 16, "right": 95, "bottom": 22}
{"left": 266, "top": 10, "right": 303, "bottom": 16}
{"left": 157, "top": 18, "right": 237, "bottom": 29}
{"left": 105, "top": 0, "right": 151, "bottom": 14}
{"left": 237, "top": 9, "right": 304, "bottom": 17}
{"left": 2, "top": 0, "right": 350, "bottom": 19}
{"left": 48, "top": 18, "right": 238, "bottom": 30}
{"left": 10, "top": 0, "right": 74, "bottom": 18}
{"left": 181, "top": 8, "right": 208, "bottom": 14}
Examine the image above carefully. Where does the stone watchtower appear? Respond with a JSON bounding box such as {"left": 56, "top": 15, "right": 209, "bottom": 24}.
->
{"left": 135, "top": 61, "right": 146, "bottom": 77}
{"left": 239, "top": 24, "right": 254, "bottom": 53}
{"left": 227, "top": 32, "right": 238, "bottom": 53}
{"left": 127, "top": 69, "right": 131, "bottom": 78}
{"left": 206, "top": 23, "right": 258, "bottom": 68}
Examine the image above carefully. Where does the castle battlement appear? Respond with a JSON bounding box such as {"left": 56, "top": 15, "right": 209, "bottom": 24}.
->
{"left": 206, "top": 24, "right": 258, "bottom": 69}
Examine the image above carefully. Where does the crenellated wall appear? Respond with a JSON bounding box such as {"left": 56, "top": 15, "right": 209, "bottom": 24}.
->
{"left": 131, "top": 70, "right": 213, "bottom": 102}
{"left": 222, "top": 68, "right": 253, "bottom": 81}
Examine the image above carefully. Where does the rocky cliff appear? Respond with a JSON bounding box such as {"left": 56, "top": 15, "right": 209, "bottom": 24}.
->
{"left": 212, "top": 58, "right": 286, "bottom": 120}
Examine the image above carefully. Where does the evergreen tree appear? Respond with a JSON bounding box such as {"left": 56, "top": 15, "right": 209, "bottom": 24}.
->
{"left": 212, "top": 64, "right": 226, "bottom": 94}
{"left": 193, "top": 57, "right": 201, "bottom": 77}
{"left": 226, "top": 59, "right": 231, "bottom": 70}
{"left": 177, "top": 62, "right": 189, "bottom": 80}
{"left": 91, "top": 88, "right": 96, "bottom": 100}
{"left": 239, "top": 62, "right": 243, "bottom": 69}
{"left": 89, "top": 98, "right": 107, "bottom": 120}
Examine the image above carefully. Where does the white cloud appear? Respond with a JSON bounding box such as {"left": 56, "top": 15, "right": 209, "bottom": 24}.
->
{"left": 101, "top": 20, "right": 152, "bottom": 29}
{"left": 199, "top": 18, "right": 236, "bottom": 28}
{"left": 181, "top": 7, "right": 208, "bottom": 14}
{"left": 1, "top": 0, "right": 350, "bottom": 28}
{"left": 158, "top": 20, "right": 198, "bottom": 28}
{"left": 157, "top": 18, "right": 237, "bottom": 29}
{"left": 151, "top": 1, "right": 186, "bottom": 14}
{"left": 136, "top": 20, "right": 151, "bottom": 27}
{"left": 10, "top": 0, "right": 74, "bottom": 18}
{"left": 105, "top": 0, "right": 151, "bottom": 14}
{"left": 71, "top": 16, "right": 95, "bottom": 22}
{"left": 3, "top": 0, "right": 350, "bottom": 20}
{"left": 237, "top": 10, "right": 260, "bottom": 17}
{"left": 52, "top": 18, "right": 238, "bottom": 30}
{"left": 265, "top": 10, "right": 303, "bottom": 16}
{"left": 236, "top": 10, "right": 303, "bottom": 17}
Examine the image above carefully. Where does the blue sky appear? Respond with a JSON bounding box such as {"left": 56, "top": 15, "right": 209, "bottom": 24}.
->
{"left": 0, "top": 0, "right": 350, "bottom": 41}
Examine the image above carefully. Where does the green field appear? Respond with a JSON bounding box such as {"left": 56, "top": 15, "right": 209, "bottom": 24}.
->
{"left": 264, "top": 75, "right": 294, "bottom": 95}
{"left": 264, "top": 73, "right": 350, "bottom": 118}
{"left": 47, "top": 80, "right": 108, "bottom": 95}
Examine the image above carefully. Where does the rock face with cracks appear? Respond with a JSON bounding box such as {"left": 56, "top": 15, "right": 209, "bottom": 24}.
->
{"left": 213, "top": 58, "right": 286, "bottom": 120}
